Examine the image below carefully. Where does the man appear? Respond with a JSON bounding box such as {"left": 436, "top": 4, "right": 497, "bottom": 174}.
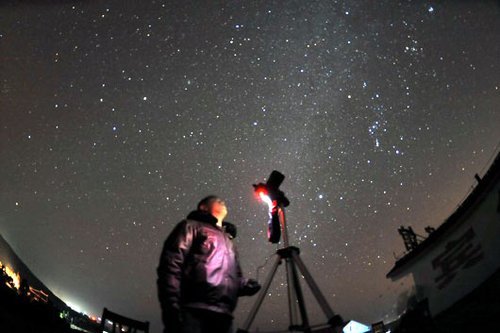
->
{"left": 157, "top": 195, "right": 261, "bottom": 333}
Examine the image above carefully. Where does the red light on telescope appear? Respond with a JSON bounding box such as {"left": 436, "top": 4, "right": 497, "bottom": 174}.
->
{"left": 258, "top": 191, "right": 274, "bottom": 210}
{"left": 254, "top": 185, "right": 267, "bottom": 199}
{"left": 258, "top": 190, "right": 268, "bottom": 200}
{"left": 253, "top": 183, "right": 275, "bottom": 210}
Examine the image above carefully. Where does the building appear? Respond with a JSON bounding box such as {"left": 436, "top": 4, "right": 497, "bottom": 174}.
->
{"left": 387, "top": 151, "right": 500, "bottom": 330}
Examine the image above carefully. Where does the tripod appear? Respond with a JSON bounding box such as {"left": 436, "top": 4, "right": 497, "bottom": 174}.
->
{"left": 237, "top": 204, "right": 343, "bottom": 333}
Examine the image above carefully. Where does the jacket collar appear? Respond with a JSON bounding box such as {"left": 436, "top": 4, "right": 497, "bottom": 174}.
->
{"left": 186, "top": 210, "right": 237, "bottom": 238}
{"left": 186, "top": 210, "right": 218, "bottom": 226}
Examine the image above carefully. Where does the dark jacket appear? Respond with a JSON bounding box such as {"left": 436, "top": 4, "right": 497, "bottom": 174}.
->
{"left": 157, "top": 211, "right": 248, "bottom": 316}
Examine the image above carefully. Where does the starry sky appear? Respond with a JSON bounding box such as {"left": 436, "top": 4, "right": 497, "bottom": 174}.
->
{"left": 1, "top": 0, "right": 499, "bottom": 332}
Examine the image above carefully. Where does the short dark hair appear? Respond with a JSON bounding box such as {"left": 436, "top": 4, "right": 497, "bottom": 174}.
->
{"left": 197, "top": 195, "right": 218, "bottom": 211}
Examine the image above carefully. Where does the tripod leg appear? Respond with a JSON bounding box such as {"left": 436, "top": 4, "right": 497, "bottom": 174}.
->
{"left": 292, "top": 252, "right": 335, "bottom": 320}
{"left": 289, "top": 258, "right": 311, "bottom": 333}
{"left": 240, "top": 255, "right": 282, "bottom": 332}
{"left": 285, "top": 258, "right": 298, "bottom": 328}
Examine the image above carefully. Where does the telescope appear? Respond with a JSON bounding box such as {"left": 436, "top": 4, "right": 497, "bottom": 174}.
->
{"left": 253, "top": 170, "right": 290, "bottom": 244}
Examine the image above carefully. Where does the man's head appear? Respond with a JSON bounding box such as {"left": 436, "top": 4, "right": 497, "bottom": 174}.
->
{"left": 197, "top": 195, "right": 228, "bottom": 223}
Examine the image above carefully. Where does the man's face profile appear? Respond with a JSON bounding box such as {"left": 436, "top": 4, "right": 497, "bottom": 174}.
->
{"left": 201, "top": 197, "right": 228, "bottom": 220}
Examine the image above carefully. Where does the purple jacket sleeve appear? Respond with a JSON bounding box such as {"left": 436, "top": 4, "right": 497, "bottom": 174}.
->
{"left": 157, "top": 220, "right": 194, "bottom": 310}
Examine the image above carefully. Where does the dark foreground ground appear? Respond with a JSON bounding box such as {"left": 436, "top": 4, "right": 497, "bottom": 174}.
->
{"left": 2, "top": 268, "right": 499, "bottom": 333}
{"left": 0, "top": 274, "right": 99, "bottom": 333}
{"left": 0, "top": 284, "right": 76, "bottom": 333}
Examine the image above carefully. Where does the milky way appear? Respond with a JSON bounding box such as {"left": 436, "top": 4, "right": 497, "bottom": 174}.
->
{"left": 1, "top": 1, "right": 499, "bottom": 332}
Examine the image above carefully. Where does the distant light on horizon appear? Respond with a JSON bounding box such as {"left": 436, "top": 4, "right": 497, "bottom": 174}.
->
{"left": 65, "top": 301, "right": 83, "bottom": 314}
{"left": 61, "top": 296, "right": 96, "bottom": 317}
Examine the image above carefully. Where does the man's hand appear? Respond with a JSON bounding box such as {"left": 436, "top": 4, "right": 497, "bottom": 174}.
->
{"left": 241, "top": 278, "right": 261, "bottom": 296}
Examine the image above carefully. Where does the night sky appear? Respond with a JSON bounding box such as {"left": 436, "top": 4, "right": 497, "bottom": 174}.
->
{"left": 1, "top": 1, "right": 499, "bottom": 332}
